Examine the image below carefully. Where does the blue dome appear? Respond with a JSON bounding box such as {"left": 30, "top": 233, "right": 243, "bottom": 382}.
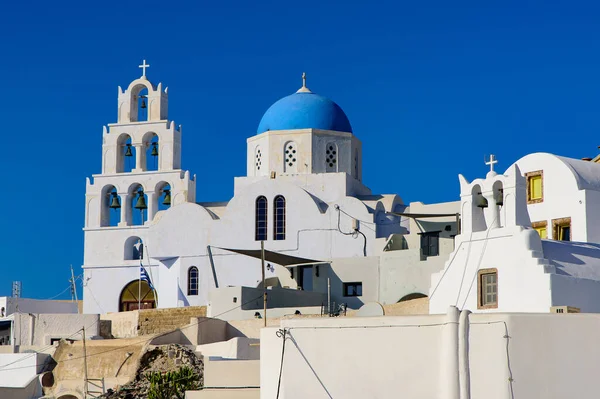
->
{"left": 257, "top": 92, "right": 352, "bottom": 134}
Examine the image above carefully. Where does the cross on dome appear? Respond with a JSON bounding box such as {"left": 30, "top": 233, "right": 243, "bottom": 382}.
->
{"left": 485, "top": 154, "right": 498, "bottom": 173}
{"left": 139, "top": 59, "right": 150, "bottom": 78}
{"left": 297, "top": 72, "right": 311, "bottom": 93}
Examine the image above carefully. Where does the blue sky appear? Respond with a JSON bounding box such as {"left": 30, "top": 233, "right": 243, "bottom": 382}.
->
{"left": 1, "top": 0, "right": 600, "bottom": 298}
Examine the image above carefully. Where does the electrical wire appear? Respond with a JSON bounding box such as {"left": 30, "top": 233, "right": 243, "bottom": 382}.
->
{"left": 44, "top": 286, "right": 73, "bottom": 301}
{"left": 275, "top": 328, "right": 288, "bottom": 399}
{"left": 459, "top": 214, "right": 499, "bottom": 310}
{"left": 335, "top": 205, "right": 367, "bottom": 256}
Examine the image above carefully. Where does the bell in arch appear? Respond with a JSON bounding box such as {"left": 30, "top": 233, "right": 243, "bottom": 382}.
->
{"left": 141, "top": 96, "right": 147, "bottom": 109}
{"left": 151, "top": 142, "right": 159, "bottom": 157}
{"left": 124, "top": 144, "right": 133, "bottom": 157}
{"left": 162, "top": 189, "right": 171, "bottom": 206}
{"left": 109, "top": 192, "right": 121, "bottom": 209}
{"left": 134, "top": 190, "right": 148, "bottom": 210}
{"left": 476, "top": 193, "right": 488, "bottom": 208}
{"left": 495, "top": 189, "right": 504, "bottom": 207}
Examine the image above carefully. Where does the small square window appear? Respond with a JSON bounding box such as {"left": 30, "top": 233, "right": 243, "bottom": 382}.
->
{"left": 553, "top": 217, "right": 571, "bottom": 241}
{"left": 343, "top": 282, "right": 362, "bottom": 297}
{"left": 526, "top": 171, "right": 543, "bottom": 204}
{"left": 478, "top": 269, "right": 498, "bottom": 309}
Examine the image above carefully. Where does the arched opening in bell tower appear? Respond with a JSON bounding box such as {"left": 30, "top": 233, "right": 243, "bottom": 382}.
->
{"left": 156, "top": 182, "right": 172, "bottom": 212}
{"left": 101, "top": 185, "right": 121, "bottom": 227}
{"left": 118, "top": 134, "right": 136, "bottom": 173}
{"left": 144, "top": 132, "right": 159, "bottom": 171}
{"left": 136, "top": 87, "right": 149, "bottom": 122}
{"left": 130, "top": 184, "right": 148, "bottom": 226}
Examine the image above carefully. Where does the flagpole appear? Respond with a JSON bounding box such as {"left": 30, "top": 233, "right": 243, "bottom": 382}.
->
{"left": 261, "top": 240, "right": 267, "bottom": 328}
{"left": 138, "top": 244, "right": 142, "bottom": 310}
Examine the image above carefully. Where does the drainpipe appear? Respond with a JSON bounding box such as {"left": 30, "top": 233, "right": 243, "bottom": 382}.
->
{"left": 458, "top": 310, "right": 471, "bottom": 399}
{"left": 440, "top": 306, "right": 460, "bottom": 399}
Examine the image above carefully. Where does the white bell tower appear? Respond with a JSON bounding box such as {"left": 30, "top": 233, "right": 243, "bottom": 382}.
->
{"left": 82, "top": 61, "right": 196, "bottom": 314}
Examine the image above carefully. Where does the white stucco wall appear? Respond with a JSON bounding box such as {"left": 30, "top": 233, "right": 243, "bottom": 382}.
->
{"left": 261, "top": 310, "right": 600, "bottom": 399}
{"left": 0, "top": 352, "right": 47, "bottom": 388}
{"left": 12, "top": 313, "right": 100, "bottom": 346}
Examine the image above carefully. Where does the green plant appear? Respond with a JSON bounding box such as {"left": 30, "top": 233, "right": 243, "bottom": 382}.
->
{"left": 146, "top": 366, "right": 200, "bottom": 399}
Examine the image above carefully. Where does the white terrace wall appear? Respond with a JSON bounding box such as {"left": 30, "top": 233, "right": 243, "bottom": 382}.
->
{"left": 13, "top": 313, "right": 100, "bottom": 346}
{"left": 261, "top": 310, "right": 600, "bottom": 399}
{"left": 0, "top": 298, "right": 78, "bottom": 317}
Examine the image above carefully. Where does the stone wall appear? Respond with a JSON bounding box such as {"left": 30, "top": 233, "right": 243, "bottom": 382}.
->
{"left": 138, "top": 306, "right": 207, "bottom": 336}
{"left": 101, "top": 306, "right": 207, "bottom": 338}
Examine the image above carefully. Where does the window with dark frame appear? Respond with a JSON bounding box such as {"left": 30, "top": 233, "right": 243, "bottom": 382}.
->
{"left": 420, "top": 232, "right": 440, "bottom": 257}
{"left": 273, "top": 195, "right": 286, "bottom": 240}
{"left": 343, "top": 282, "right": 363, "bottom": 297}
{"left": 188, "top": 266, "right": 199, "bottom": 296}
{"left": 255, "top": 196, "right": 268, "bottom": 241}
{"left": 478, "top": 269, "right": 498, "bottom": 309}
{"left": 553, "top": 217, "right": 571, "bottom": 241}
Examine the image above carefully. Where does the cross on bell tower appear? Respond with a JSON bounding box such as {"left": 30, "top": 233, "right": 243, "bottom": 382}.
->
{"left": 139, "top": 59, "right": 150, "bottom": 78}
{"left": 485, "top": 154, "right": 498, "bottom": 175}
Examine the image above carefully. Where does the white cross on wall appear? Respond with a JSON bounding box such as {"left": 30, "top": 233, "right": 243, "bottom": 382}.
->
{"left": 139, "top": 59, "right": 150, "bottom": 77}
{"left": 485, "top": 154, "right": 498, "bottom": 172}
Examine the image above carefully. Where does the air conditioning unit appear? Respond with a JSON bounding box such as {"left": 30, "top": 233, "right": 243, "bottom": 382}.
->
{"left": 550, "top": 306, "right": 580, "bottom": 314}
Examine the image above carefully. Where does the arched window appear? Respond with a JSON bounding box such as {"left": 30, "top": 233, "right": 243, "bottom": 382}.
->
{"left": 255, "top": 196, "right": 268, "bottom": 241}
{"left": 274, "top": 195, "right": 286, "bottom": 240}
{"left": 188, "top": 267, "right": 199, "bottom": 296}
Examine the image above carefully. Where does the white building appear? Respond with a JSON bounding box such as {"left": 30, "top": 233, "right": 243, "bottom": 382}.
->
{"left": 511, "top": 152, "right": 600, "bottom": 242}
{"left": 429, "top": 161, "right": 600, "bottom": 314}
{"left": 85, "top": 66, "right": 461, "bottom": 315}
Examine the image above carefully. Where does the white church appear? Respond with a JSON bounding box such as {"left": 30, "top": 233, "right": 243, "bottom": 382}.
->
{"left": 82, "top": 63, "right": 422, "bottom": 314}
{"left": 83, "top": 62, "right": 600, "bottom": 317}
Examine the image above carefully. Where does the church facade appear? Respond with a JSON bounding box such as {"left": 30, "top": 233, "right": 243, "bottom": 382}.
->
{"left": 83, "top": 66, "right": 456, "bottom": 314}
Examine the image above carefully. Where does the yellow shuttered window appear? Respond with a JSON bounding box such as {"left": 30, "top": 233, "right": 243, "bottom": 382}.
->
{"left": 529, "top": 175, "right": 542, "bottom": 200}
{"left": 535, "top": 226, "right": 547, "bottom": 239}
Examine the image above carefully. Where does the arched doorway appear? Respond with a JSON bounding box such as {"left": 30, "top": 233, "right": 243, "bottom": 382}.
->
{"left": 119, "top": 280, "right": 156, "bottom": 312}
